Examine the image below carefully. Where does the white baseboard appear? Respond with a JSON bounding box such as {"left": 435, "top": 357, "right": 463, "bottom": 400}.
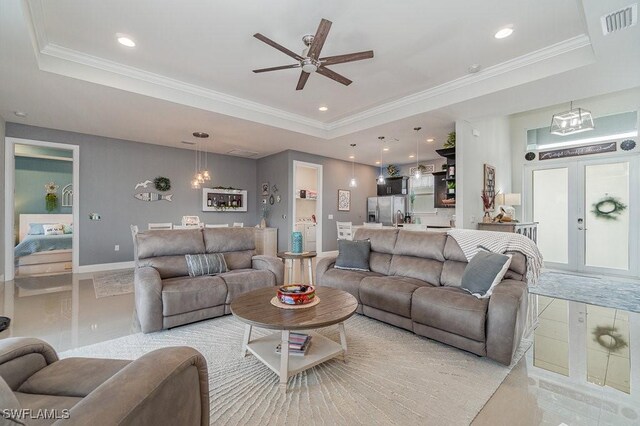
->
{"left": 77, "top": 261, "right": 135, "bottom": 273}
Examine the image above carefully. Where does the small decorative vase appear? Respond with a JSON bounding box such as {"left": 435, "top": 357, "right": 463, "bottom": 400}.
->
{"left": 260, "top": 218, "right": 266, "bottom": 228}
{"left": 482, "top": 211, "right": 492, "bottom": 223}
{"left": 291, "top": 232, "right": 303, "bottom": 253}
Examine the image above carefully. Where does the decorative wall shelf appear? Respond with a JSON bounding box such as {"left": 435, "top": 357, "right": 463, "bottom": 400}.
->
{"left": 202, "top": 188, "right": 248, "bottom": 212}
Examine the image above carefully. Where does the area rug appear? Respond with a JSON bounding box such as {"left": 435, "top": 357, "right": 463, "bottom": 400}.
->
{"left": 92, "top": 269, "right": 134, "bottom": 298}
{"left": 60, "top": 315, "right": 530, "bottom": 425}
{"left": 532, "top": 271, "right": 640, "bottom": 313}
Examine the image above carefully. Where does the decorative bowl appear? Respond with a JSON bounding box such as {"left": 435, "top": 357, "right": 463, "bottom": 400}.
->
{"left": 277, "top": 285, "right": 316, "bottom": 305}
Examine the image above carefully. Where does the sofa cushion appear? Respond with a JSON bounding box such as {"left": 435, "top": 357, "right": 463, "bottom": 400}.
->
{"left": 161, "top": 275, "right": 227, "bottom": 316}
{"left": 389, "top": 255, "right": 443, "bottom": 286}
{"left": 335, "top": 239, "right": 371, "bottom": 271}
{"left": 411, "top": 286, "right": 489, "bottom": 342}
{"left": 137, "top": 255, "right": 190, "bottom": 280}
{"left": 185, "top": 253, "right": 227, "bottom": 277}
{"left": 223, "top": 250, "right": 254, "bottom": 270}
{"left": 136, "top": 229, "right": 205, "bottom": 259}
{"left": 353, "top": 228, "right": 398, "bottom": 255}
{"left": 14, "top": 392, "right": 81, "bottom": 426}
{"left": 394, "top": 230, "right": 447, "bottom": 262}
{"left": 461, "top": 251, "right": 512, "bottom": 298}
{"left": 440, "top": 260, "right": 467, "bottom": 287}
{"left": 369, "top": 252, "right": 393, "bottom": 275}
{"left": 318, "top": 269, "right": 383, "bottom": 303}
{"left": 219, "top": 269, "right": 276, "bottom": 303}
{"left": 18, "top": 358, "right": 131, "bottom": 398}
{"left": 360, "top": 276, "right": 432, "bottom": 318}
{"left": 203, "top": 228, "right": 256, "bottom": 252}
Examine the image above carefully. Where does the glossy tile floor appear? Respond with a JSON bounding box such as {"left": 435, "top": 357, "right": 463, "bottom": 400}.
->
{"left": 1, "top": 272, "right": 638, "bottom": 425}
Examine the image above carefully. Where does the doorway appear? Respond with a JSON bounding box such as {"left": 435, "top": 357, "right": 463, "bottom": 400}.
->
{"left": 4, "top": 138, "right": 80, "bottom": 281}
{"left": 524, "top": 155, "right": 639, "bottom": 277}
{"left": 292, "top": 161, "right": 323, "bottom": 254}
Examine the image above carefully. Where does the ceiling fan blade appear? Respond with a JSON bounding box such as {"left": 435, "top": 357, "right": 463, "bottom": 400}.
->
{"left": 253, "top": 64, "right": 301, "bottom": 73}
{"left": 320, "top": 50, "right": 374, "bottom": 66}
{"left": 316, "top": 66, "right": 352, "bottom": 86}
{"left": 306, "top": 19, "right": 332, "bottom": 60}
{"left": 253, "top": 33, "right": 304, "bottom": 61}
{"left": 296, "top": 71, "right": 311, "bottom": 90}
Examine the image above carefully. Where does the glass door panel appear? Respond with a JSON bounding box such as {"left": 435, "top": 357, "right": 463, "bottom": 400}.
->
{"left": 583, "top": 162, "right": 630, "bottom": 271}
{"left": 533, "top": 168, "right": 569, "bottom": 265}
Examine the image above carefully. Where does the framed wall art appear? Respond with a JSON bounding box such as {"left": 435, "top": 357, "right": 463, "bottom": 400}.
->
{"left": 337, "top": 189, "right": 351, "bottom": 211}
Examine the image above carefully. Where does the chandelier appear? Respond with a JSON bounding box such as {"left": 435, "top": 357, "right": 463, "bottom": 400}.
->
{"left": 550, "top": 101, "right": 595, "bottom": 136}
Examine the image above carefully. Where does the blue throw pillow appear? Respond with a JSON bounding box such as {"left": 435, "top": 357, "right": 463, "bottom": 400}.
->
{"left": 334, "top": 239, "right": 371, "bottom": 272}
{"left": 28, "top": 223, "right": 45, "bottom": 235}
{"left": 185, "top": 253, "right": 228, "bottom": 277}
{"left": 460, "top": 251, "right": 512, "bottom": 298}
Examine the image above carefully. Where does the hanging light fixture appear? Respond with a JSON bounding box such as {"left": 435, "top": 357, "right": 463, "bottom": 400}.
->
{"left": 191, "top": 131, "right": 211, "bottom": 187}
{"left": 413, "top": 127, "right": 422, "bottom": 179}
{"left": 377, "top": 136, "right": 386, "bottom": 184}
{"left": 349, "top": 143, "right": 357, "bottom": 188}
{"left": 550, "top": 101, "right": 595, "bottom": 136}
{"left": 191, "top": 141, "right": 201, "bottom": 189}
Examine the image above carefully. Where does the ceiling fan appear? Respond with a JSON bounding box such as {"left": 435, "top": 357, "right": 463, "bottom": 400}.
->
{"left": 253, "top": 18, "right": 374, "bottom": 90}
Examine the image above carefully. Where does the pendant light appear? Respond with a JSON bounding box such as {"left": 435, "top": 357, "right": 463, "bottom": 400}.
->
{"left": 191, "top": 141, "right": 201, "bottom": 189}
{"left": 191, "top": 131, "right": 211, "bottom": 188}
{"left": 550, "top": 101, "right": 595, "bottom": 136}
{"left": 413, "top": 126, "right": 422, "bottom": 179}
{"left": 349, "top": 143, "right": 357, "bottom": 188}
{"left": 377, "top": 136, "right": 385, "bottom": 184}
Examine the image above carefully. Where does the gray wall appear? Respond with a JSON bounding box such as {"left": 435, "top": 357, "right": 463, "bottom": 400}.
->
{"left": 257, "top": 150, "right": 378, "bottom": 252}
{"left": 15, "top": 156, "right": 73, "bottom": 238}
{"left": 0, "top": 117, "right": 5, "bottom": 278}
{"left": 6, "top": 123, "right": 258, "bottom": 266}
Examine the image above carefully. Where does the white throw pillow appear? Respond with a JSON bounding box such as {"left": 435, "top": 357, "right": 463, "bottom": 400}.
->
{"left": 43, "top": 224, "right": 65, "bottom": 236}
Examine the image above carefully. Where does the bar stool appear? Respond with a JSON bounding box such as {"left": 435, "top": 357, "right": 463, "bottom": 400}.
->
{"left": 277, "top": 251, "right": 317, "bottom": 284}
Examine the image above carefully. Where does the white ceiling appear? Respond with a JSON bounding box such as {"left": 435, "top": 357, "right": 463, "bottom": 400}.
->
{"left": 0, "top": 0, "right": 639, "bottom": 166}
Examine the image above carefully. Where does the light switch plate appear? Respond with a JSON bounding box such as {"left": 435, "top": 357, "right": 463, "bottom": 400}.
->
{"left": 328, "top": 214, "right": 334, "bottom": 220}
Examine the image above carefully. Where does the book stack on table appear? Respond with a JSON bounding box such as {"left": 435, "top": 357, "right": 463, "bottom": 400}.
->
{"left": 275, "top": 332, "right": 311, "bottom": 356}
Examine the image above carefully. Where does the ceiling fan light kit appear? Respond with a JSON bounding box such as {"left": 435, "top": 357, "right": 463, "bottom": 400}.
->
{"left": 253, "top": 19, "right": 374, "bottom": 90}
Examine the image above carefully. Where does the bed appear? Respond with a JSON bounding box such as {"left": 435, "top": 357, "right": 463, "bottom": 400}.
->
{"left": 14, "top": 214, "right": 73, "bottom": 276}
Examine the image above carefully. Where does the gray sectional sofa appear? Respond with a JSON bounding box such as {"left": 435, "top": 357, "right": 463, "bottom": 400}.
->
{"left": 134, "top": 228, "right": 284, "bottom": 333}
{"left": 316, "top": 228, "right": 529, "bottom": 365}
{"left": 0, "top": 337, "right": 209, "bottom": 425}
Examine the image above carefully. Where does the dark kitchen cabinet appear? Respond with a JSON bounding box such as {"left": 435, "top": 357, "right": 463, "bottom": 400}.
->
{"left": 376, "top": 176, "right": 408, "bottom": 195}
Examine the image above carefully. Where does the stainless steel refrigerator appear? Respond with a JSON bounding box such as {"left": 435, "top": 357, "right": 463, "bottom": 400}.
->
{"left": 367, "top": 196, "right": 406, "bottom": 226}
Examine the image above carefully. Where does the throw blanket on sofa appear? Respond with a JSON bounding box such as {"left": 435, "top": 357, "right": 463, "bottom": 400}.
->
{"left": 447, "top": 229, "right": 543, "bottom": 287}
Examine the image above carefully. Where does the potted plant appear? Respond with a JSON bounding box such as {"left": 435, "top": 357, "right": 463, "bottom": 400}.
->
{"left": 446, "top": 181, "right": 455, "bottom": 194}
{"left": 44, "top": 182, "right": 59, "bottom": 212}
{"left": 444, "top": 132, "right": 456, "bottom": 148}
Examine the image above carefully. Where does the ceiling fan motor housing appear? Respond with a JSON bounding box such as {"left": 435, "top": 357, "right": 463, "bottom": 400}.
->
{"left": 301, "top": 58, "right": 319, "bottom": 73}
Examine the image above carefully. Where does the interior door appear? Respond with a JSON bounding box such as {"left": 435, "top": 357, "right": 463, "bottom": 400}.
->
{"left": 526, "top": 155, "right": 639, "bottom": 277}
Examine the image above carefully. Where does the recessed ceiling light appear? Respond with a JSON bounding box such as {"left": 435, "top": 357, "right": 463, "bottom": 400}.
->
{"left": 383, "top": 147, "right": 389, "bottom": 151}
{"left": 318, "top": 106, "right": 328, "bottom": 112}
{"left": 14, "top": 111, "right": 27, "bottom": 118}
{"left": 494, "top": 27, "right": 514, "bottom": 39}
{"left": 468, "top": 64, "right": 481, "bottom": 74}
{"left": 426, "top": 138, "right": 434, "bottom": 142}
{"left": 349, "top": 155, "right": 355, "bottom": 159}
{"left": 375, "top": 161, "right": 380, "bottom": 164}
{"left": 116, "top": 34, "right": 136, "bottom": 47}
{"left": 409, "top": 154, "right": 415, "bottom": 158}
{"left": 192, "top": 132, "right": 209, "bottom": 138}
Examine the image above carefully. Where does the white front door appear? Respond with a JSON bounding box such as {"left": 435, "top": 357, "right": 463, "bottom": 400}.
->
{"left": 525, "top": 155, "right": 639, "bottom": 277}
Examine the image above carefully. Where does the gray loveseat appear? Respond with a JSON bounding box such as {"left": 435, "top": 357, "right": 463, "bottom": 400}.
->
{"left": 316, "top": 228, "right": 528, "bottom": 365}
{"left": 0, "top": 337, "right": 209, "bottom": 425}
{"left": 134, "top": 228, "right": 284, "bottom": 333}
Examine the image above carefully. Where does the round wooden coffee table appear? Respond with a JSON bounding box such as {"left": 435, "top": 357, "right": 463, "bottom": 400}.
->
{"left": 230, "top": 286, "right": 358, "bottom": 389}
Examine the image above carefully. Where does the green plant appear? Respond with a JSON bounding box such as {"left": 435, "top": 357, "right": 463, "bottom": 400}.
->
{"left": 446, "top": 181, "right": 456, "bottom": 190}
{"left": 45, "top": 193, "right": 58, "bottom": 212}
{"left": 444, "top": 132, "right": 456, "bottom": 148}
{"left": 154, "top": 176, "right": 171, "bottom": 192}
{"left": 592, "top": 196, "right": 627, "bottom": 220}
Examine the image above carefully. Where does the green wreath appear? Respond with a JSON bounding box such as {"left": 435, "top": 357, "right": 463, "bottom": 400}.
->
{"left": 154, "top": 176, "right": 171, "bottom": 192}
{"left": 591, "top": 196, "right": 627, "bottom": 220}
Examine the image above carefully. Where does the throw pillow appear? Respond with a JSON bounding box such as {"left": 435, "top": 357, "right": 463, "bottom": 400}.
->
{"left": 43, "top": 224, "right": 65, "bottom": 236}
{"left": 334, "top": 239, "right": 371, "bottom": 271}
{"left": 63, "top": 223, "right": 73, "bottom": 234}
{"left": 28, "top": 223, "right": 45, "bottom": 235}
{"left": 460, "top": 251, "right": 512, "bottom": 299}
{"left": 185, "top": 253, "right": 228, "bottom": 277}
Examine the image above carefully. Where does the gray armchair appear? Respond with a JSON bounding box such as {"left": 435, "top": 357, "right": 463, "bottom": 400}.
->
{"left": 0, "top": 337, "right": 209, "bottom": 426}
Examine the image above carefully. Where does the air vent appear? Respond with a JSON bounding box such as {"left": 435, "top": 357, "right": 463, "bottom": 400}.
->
{"left": 601, "top": 3, "right": 637, "bottom": 35}
{"left": 180, "top": 140, "right": 196, "bottom": 145}
{"left": 226, "top": 149, "right": 259, "bottom": 158}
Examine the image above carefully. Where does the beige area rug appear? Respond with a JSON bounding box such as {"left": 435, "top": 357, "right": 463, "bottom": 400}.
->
{"left": 60, "top": 315, "right": 530, "bottom": 425}
{"left": 92, "top": 269, "right": 134, "bottom": 298}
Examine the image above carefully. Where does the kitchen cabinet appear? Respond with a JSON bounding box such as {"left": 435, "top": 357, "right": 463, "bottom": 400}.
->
{"left": 376, "top": 176, "right": 408, "bottom": 195}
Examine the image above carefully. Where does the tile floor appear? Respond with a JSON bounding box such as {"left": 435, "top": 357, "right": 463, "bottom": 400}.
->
{"left": 1, "top": 272, "right": 638, "bottom": 425}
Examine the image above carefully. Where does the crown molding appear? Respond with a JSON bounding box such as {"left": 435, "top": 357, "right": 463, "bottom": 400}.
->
{"left": 24, "top": 0, "right": 594, "bottom": 139}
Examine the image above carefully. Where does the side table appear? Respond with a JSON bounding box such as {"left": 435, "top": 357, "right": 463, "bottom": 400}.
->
{"left": 277, "top": 251, "right": 317, "bottom": 284}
